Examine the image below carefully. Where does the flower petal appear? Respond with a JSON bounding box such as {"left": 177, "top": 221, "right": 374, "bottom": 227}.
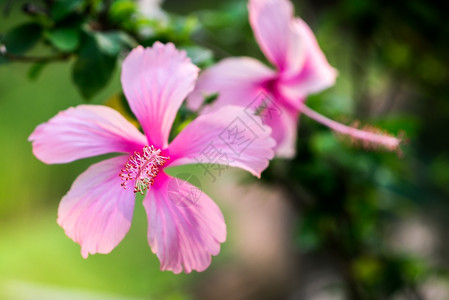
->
{"left": 263, "top": 103, "right": 299, "bottom": 158}
{"left": 168, "top": 105, "right": 275, "bottom": 177}
{"left": 29, "top": 105, "right": 147, "bottom": 164}
{"left": 248, "top": 0, "right": 305, "bottom": 73}
{"left": 121, "top": 42, "right": 199, "bottom": 149}
{"left": 144, "top": 173, "right": 226, "bottom": 273}
{"left": 278, "top": 18, "right": 337, "bottom": 103}
{"left": 187, "top": 57, "right": 275, "bottom": 112}
{"left": 57, "top": 156, "right": 135, "bottom": 258}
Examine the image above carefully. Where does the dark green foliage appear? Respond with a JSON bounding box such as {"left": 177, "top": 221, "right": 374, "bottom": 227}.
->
{"left": 27, "top": 62, "right": 47, "bottom": 80}
{"left": 0, "top": 0, "right": 207, "bottom": 99}
{"left": 182, "top": 45, "right": 214, "bottom": 68}
{"left": 46, "top": 27, "right": 80, "bottom": 52}
{"left": 50, "top": 0, "right": 85, "bottom": 22}
{"left": 94, "top": 30, "right": 136, "bottom": 55}
{"left": 72, "top": 33, "right": 117, "bottom": 99}
{"left": 109, "top": 0, "right": 137, "bottom": 25}
{"left": 2, "top": 22, "right": 42, "bottom": 54}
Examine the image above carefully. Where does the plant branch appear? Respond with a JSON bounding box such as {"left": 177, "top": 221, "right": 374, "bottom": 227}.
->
{"left": 0, "top": 48, "right": 70, "bottom": 63}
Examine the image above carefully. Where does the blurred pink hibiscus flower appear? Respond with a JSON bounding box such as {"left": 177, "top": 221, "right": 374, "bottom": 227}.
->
{"left": 188, "top": 0, "right": 401, "bottom": 157}
{"left": 29, "top": 42, "right": 275, "bottom": 273}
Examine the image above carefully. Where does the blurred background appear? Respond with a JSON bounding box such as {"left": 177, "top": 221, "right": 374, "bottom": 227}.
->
{"left": 1, "top": 0, "right": 449, "bottom": 299}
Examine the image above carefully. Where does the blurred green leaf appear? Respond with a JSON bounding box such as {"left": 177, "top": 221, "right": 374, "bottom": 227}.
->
{"left": 197, "top": 1, "right": 247, "bottom": 29}
{"left": 72, "top": 34, "right": 117, "bottom": 99}
{"left": 170, "top": 16, "right": 199, "bottom": 42}
{"left": 51, "top": 0, "right": 85, "bottom": 22}
{"left": 104, "top": 93, "right": 137, "bottom": 125}
{"left": 118, "top": 93, "right": 135, "bottom": 119}
{"left": 169, "top": 105, "right": 197, "bottom": 142}
{"left": 183, "top": 45, "right": 214, "bottom": 67}
{"left": 204, "top": 92, "right": 219, "bottom": 105}
{"left": 296, "top": 214, "right": 323, "bottom": 252}
{"left": 310, "top": 131, "right": 341, "bottom": 155}
{"left": 353, "top": 256, "right": 383, "bottom": 286}
{"left": 430, "top": 155, "right": 449, "bottom": 190}
{"left": 46, "top": 27, "right": 80, "bottom": 52}
{"left": 401, "top": 256, "right": 427, "bottom": 282}
{"left": 375, "top": 115, "right": 420, "bottom": 139}
{"left": 94, "top": 31, "right": 136, "bottom": 56}
{"left": 2, "top": 23, "right": 42, "bottom": 55}
{"left": 27, "top": 62, "right": 47, "bottom": 81}
{"left": 109, "top": 0, "right": 137, "bottom": 24}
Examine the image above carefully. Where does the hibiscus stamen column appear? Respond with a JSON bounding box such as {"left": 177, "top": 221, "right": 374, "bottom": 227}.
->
{"left": 297, "top": 102, "right": 402, "bottom": 153}
{"left": 120, "top": 145, "right": 170, "bottom": 194}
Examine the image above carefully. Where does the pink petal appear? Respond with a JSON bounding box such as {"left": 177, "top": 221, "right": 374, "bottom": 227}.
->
{"left": 278, "top": 18, "right": 337, "bottom": 103}
{"left": 263, "top": 103, "right": 299, "bottom": 158}
{"left": 144, "top": 173, "right": 226, "bottom": 273}
{"left": 168, "top": 105, "right": 275, "bottom": 177}
{"left": 248, "top": 0, "right": 305, "bottom": 73}
{"left": 57, "top": 156, "right": 135, "bottom": 258}
{"left": 121, "top": 42, "right": 199, "bottom": 149}
{"left": 187, "top": 57, "right": 275, "bottom": 112}
{"left": 29, "top": 105, "right": 147, "bottom": 164}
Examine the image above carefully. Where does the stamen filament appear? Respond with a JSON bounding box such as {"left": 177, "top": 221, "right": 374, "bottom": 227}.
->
{"left": 120, "top": 145, "right": 169, "bottom": 194}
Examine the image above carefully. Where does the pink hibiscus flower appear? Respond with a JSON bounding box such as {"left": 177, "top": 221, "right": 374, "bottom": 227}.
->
{"left": 188, "top": 0, "right": 401, "bottom": 157}
{"left": 29, "top": 42, "right": 275, "bottom": 273}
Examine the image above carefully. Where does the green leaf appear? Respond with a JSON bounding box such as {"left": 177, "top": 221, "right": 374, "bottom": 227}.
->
{"left": 46, "top": 27, "right": 80, "bottom": 52}
{"left": 183, "top": 45, "right": 214, "bottom": 67}
{"left": 353, "top": 256, "right": 383, "bottom": 284}
{"left": 109, "top": 0, "right": 137, "bottom": 23}
{"left": 2, "top": 23, "right": 42, "bottom": 55}
{"left": 204, "top": 93, "right": 219, "bottom": 105}
{"left": 72, "top": 34, "right": 117, "bottom": 100}
{"left": 28, "top": 62, "right": 47, "bottom": 81}
{"left": 93, "top": 31, "right": 136, "bottom": 56}
{"left": 51, "top": 0, "right": 85, "bottom": 22}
